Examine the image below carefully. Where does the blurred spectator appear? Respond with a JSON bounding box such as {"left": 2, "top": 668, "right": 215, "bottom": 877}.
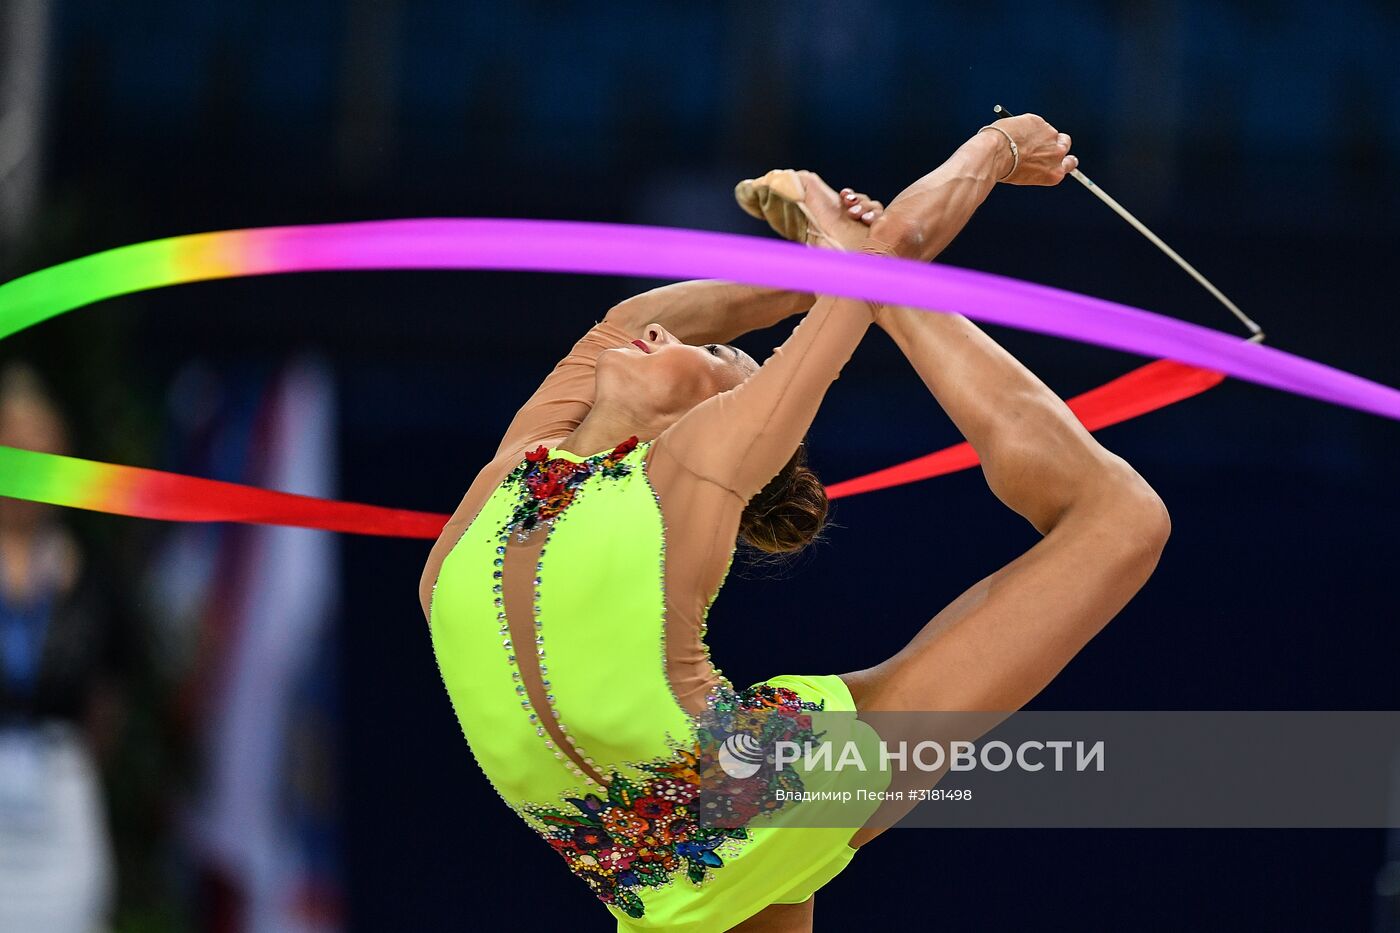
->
{"left": 0, "top": 361, "right": 129, "bottom": 933}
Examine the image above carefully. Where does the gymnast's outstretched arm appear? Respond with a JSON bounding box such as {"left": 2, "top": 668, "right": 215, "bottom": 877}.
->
{"left": 605, "top": 280, "right": 813, "bottom": 346}
{"left": 653, "top": 126, "right": 1047, "bottom": 504}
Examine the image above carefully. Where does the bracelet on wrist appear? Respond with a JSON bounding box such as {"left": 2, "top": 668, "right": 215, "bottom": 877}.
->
{"left": 977, "top": 124, "right": 1019, "bottom": 181}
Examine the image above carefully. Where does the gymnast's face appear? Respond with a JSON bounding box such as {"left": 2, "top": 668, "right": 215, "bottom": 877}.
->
{"left": 596, "top": 322, "right": 759, "bottom": 422}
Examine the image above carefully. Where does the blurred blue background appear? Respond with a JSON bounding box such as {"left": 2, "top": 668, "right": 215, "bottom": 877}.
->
{"left": 1, "top": 1, "right": 1398, "bottom": 930}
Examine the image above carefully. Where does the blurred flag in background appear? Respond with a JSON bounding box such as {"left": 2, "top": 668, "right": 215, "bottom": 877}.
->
{"left": 147, "top": 355, "right": 344, "bottom": 933}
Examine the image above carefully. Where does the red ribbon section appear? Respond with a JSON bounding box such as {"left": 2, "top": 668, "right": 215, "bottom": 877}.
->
{"left": 27, "top": 359, "right": 1223, "bottom": 538}
{"left": 825, "top": 359, "right": 1225, "bottom": 499}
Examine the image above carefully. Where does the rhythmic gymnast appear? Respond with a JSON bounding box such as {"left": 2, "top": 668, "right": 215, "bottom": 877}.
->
{"left": 418, "top": 112, "right": 1170, "bottom": 932}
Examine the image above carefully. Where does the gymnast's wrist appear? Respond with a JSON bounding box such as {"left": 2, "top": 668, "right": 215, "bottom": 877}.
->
{"left": 974, "top": 125, "right": 1017, "bottom": 182}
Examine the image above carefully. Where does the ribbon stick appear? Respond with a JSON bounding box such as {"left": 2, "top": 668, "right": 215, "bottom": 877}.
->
{"left": 991, "top": 103, "right": 1264, "bottom": 341}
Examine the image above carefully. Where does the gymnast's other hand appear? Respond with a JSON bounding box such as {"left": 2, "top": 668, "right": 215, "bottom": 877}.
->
{"left": 981, "top": 113, "right": 1079, "bottom": 186}
{"left": 784, "top": 170, "right": 883, "bottom": 251}
{"left": 838, "top": 185, "right": 884, "bottom": 227}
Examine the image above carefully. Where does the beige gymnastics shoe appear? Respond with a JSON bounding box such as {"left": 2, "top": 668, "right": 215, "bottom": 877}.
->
{"left": 734, "top": 169, "right": 883, "bottom": 251}
{"left": 735, "top": 169, "right": 829, "bottom": 247}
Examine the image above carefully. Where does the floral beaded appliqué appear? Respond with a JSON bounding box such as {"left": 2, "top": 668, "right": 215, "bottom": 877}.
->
{"left": 524, "top": 683, "right": 826, "bottom": 920}
{"left": 498, "top": 435, "right": 641, "bottom": 540}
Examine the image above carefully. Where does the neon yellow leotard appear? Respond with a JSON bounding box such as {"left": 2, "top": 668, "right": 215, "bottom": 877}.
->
{"left": 422, "top": 305, "right": 888, "bottom": 930}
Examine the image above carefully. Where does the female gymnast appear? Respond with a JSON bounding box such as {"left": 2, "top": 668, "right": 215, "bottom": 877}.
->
{"left": 419, "top": 112, "right": 1170, "bottom": 932}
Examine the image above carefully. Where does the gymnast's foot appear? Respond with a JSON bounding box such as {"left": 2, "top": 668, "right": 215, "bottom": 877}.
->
{"left": 734, "top": 169, "right": 883, "bottom": 251}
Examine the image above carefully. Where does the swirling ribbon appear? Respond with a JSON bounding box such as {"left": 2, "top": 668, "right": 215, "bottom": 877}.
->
{"left": 1, "top": 220, "right": 1393, "bottom": 537}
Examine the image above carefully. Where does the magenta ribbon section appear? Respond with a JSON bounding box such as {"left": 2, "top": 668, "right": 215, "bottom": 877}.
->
{"left": 1, "top": 218, "right": 1394, "bottom": 538}
{"left": 236, "top": 220, "right": 1400, "bottom": 421}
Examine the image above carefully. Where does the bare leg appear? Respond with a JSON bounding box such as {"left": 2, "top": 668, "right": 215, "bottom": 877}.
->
{"left": 839, "top": 251, "right": 1171, "bottom": 849}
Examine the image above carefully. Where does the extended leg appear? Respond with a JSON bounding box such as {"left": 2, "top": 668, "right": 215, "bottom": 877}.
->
{"left": 839, "top": 273, "right": 1171, "bottom": 849}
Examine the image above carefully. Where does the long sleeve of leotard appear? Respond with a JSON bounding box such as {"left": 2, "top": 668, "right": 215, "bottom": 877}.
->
{"left": 654, "top": 290, "right": 877, "bottom": 503}
{"left": 421, "top": 315, "right": 638, "bottom": 618}
{"left": 491, "top": 316, "right": 639, "bottom": 460}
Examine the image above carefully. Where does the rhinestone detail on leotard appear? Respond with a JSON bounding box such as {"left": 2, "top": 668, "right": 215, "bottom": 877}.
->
{"left": 494, "top": 436, "right": 641, "bottom": 786}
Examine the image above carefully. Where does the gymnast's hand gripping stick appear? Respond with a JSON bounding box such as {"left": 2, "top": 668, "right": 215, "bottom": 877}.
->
{"left": 992, "top": 104, "right": 1265, "bottom": 345}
